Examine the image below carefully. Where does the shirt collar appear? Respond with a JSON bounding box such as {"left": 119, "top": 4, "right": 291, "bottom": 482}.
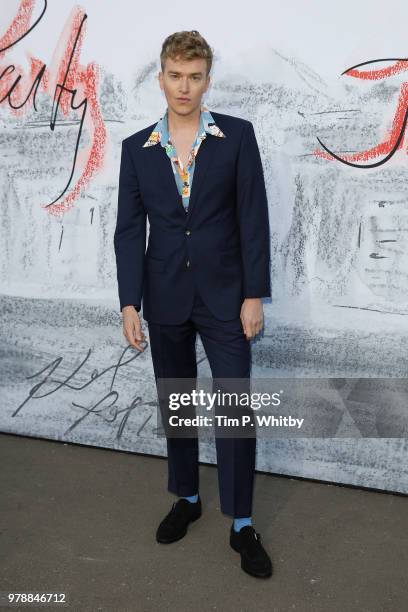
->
{"left": 142, "top": 103, "right": 225, "bottom": 147}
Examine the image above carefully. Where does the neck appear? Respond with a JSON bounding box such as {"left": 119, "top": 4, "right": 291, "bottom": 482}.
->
{"left": 167, "top": 103, "right": 201, "bottom": 134}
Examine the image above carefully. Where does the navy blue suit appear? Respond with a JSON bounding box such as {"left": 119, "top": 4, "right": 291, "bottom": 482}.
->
{"left": 114, "top": 112, "right": 271, "bottom": 324}
{"left": 114, "top": 111, "right": 271, "bottom": 517}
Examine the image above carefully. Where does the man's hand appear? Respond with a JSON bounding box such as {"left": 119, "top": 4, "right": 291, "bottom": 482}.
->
{"left": 240, "top": 298, "right": 264, "bottom": 340}
{"left": 122, "top": 305, "right": 146, "bottom": 352}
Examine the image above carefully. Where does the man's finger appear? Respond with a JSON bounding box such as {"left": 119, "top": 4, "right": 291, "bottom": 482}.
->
{"left": 243, "top": 320, "right": 253, "bottom": 340}
{"left": 125, "top": 323, "right": 146, "bottom": 352}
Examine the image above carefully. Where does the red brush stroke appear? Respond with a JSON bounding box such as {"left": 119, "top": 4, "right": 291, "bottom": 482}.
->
{"left": 313, "top": 59, "right": 408, "bottom": 166}
{"left": 0, "top": 0, "right": 34, "bottom": 52}
{"left": 345, "top": 60, "right": 408, "bottom": 81}
{"left": 0, "top": 1, "right": 107, "bottom": 217}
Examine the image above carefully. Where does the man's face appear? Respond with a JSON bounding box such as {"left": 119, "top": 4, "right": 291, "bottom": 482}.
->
{"left": 158, "top": 56, "right": 210, "bottom": 115}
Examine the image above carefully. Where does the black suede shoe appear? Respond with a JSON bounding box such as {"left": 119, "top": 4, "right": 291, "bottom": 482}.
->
{"left": 156, "top": 496, "right": 202, "bottom": 543}
{"left": 230, "top": 524, "right": 273, "bottom": 578}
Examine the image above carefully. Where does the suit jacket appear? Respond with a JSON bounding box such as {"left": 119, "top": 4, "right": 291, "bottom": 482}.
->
{"left": 114, "top": 111, "right": 271, "bottom": 325}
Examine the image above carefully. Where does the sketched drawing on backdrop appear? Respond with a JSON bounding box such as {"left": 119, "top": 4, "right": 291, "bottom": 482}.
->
{"left": 0, "top": 1, "right": 407, "bottom": 494}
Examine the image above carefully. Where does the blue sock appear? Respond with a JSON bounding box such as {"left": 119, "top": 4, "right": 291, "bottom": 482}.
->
{"left": 233, "top": 517, "right": 252, "bottom": 532}
{"left": 181, "top": 493, "right": 198, "bottom": 503}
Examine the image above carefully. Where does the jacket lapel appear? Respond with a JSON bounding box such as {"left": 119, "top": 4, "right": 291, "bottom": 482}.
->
{"left": 143, "top": 131, "right": 223, "bottom": 219}
{"left": 147, "top": 144, "right": 182, "bottom": 206}
{"left": 186, "top": 134, "right": 223, "bottom": 220}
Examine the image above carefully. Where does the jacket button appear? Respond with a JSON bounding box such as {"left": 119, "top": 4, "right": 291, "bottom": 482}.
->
{"left": 185, "top": 229, "right": 191, "bottom": 235}
{"left": 186, "top": 260, "right": 190, "bottom": 267}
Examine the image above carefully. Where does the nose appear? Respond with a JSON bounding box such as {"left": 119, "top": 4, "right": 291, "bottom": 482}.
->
{"left": 179, "top": 77, "right": 189, "bottom": 92}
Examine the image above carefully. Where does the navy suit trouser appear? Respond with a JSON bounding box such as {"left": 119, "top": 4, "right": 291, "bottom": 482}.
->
{"left": 147, "top": 286, "right": 256, "bottom": 518}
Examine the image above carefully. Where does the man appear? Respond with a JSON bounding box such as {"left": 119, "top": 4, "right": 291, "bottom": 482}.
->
{"left": 114, "top": 30, "right": 272, "bottom": 578}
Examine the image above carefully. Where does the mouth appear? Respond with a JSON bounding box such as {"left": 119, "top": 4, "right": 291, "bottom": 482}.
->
{"left": 176, "top": 97, "right": 191, "bottom": 102}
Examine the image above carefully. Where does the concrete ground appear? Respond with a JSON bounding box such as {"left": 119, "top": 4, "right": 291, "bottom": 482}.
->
{"left": 1, "top": 433, "right": 407, "bottom": 612}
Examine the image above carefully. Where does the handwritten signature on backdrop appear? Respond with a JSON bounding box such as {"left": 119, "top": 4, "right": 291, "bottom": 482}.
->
{"left": 13, "top": 345, "right": 163, "bottom": 441}
{"left": 0, "top": 0, "right": 106, "bottom": 216}
{"left": 315, "top": 56, "right": 408, "bottom": 168}
{"left": 2, "top": 1, "right": 408, "bottom": 209}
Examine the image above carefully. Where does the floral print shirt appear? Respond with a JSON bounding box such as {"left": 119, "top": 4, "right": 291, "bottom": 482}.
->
{"left": 142, "top": 103, "right": 226, "bottom": 213}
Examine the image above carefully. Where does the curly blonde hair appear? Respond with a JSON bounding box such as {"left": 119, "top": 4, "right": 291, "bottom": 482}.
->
{"left": 160, "top": 30, "right": 213, "bottom": 76}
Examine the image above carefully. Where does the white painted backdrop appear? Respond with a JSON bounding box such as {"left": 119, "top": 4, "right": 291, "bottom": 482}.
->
{"left": 1, "top": 0, "right": 408, "bottom": 494}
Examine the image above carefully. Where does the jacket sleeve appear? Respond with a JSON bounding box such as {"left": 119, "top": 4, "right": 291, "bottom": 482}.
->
{"left": 114, "top": 138, "right": 147, "bottom": 312}
{"left": 236, "top": 120, "right": 271, "bottom": 299}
